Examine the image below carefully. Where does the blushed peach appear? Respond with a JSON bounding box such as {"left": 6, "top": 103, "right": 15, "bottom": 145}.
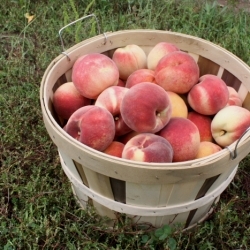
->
{"left": 120, "top": 82, "right": 172, "bottom": 133}
{"left": 211, "top": 105, "right": 250, "bottom": 147}
{"left": 147, "top": 42, "right": 180, "bottom": 70}
{"left": 72, "top": 53, "right": 119, "bottom": 99}
{"left": 103, "top": 141, "right": 125, "bottom": 158}
{"left": 125, "top": 69, "right": 155, "bottom": 88}
{"left": 64, "top": 105, "right": 115, "bottom": 151}
{"left": 53, "top": 82, "right": 91, "bottom": 120}
{"left": 155, "top": 51, "right": 199, "bottom": 94}
{"left": 187, "top": 74, "right": 229, "bottom": 115}
{"left": 158, "top": 117, "right": 200, "bottom": 162}
{"left": 112, "top": 44, "right": 147, "bottom": 80}
{"left": 195, "top": 141, "right": 222, "bottom": 159}
{"left": 122, "top": 133, "right": 173, "bottom": 163}
{"left": 226, "top": 86, "right": 243, "bottom": 107}
{"left": 95, "top": 86, "right": 132, "bottom": 136}
{"left": 187, "top": 111, "right": 213, "bottom": 142}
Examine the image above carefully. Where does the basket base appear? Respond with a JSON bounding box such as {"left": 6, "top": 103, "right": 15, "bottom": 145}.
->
{"left": 71, "top": 182, "right": 220, "bottom": 231}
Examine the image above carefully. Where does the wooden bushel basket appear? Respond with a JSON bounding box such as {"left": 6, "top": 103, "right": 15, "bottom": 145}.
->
{"left": 40, "top": 28, "right": 250, "bottom": 230}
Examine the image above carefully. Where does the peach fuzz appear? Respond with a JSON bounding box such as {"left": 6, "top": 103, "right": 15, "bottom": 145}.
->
{"left": 158, "top": 117, "right": 200, "bottom": 162}
{"left": 112, "top": 44, "right": 147, "bottom": 80}
{"left": 211, "top": 105, "right": 250, "bottom": 147}
{"left": 195, "top": 141, "right": 222, "bottom": 159}
{"left": 187, "top": 111, "right": 213, "bottom": 142}
{"left": 122, "top": 133, "right": 173, "bottom": 163}
{"left": 188, "top": 74, "right": 229, "bottom": 115}
{"left": 64, "top": 105, "right": 115, "bottom": 151}
{"left": 120, "top": 82, "right": 172, "bottom": 133}
{"left": 167, "top": 91, "right": 188, "bottom": 118}
{"left": 103, "top": 141, "right": 125, "bottom": 158}
{"left": 147, "top": 42, "right": 180, "bottom": 70}
{"left": 95, "top": 86, "right": 132, "bottom": 136}
{"left": 226, "top": 86, "right": 243, "bottom": 107}
{"left": 53, "top": 82, "right": 91, "bottom": 120}
{"left": 125, "top": 69, "right": 155, "bottom": 88}
{"left": 154, "top": 51, "right": 199, "bottom": 94}
{"left": 71, "top": 53, "right": 119, "bottom": 99}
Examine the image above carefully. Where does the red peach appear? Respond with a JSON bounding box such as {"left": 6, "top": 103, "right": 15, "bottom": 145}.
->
{"left": 64, "top": 105, "right": 115, "bottom": 151}
{"left": 121, "top": 82, "right": 172, "bottom": 133}
{"left": 187, "top": 74, "right": 229, "bottom": 115}
{"left": 195, "top": 141, "right": 222, "bottom": 159}
{"left": 187, "top": 111, "right": 213, "bottom": 142}
{"left": 72, "top": 53, "right": 119, "bottom": 99}
{"left": 112, "top": 44, "right": 147, "bottom": 80}
{"left": 125, "top": 69, "right": 155, "bottom": 88}
{"left": 155, "top": 51, "right": 199, "bottom": 94}
{"left": 147, "top": 42, "right": 180, "bottom": 70}
{"left": 122, "top": 133, "right": 173, "bottom": 163}
{"left": 226, "top": 86, "right": 243, "bottom": 107}
{"left": 95, "top": 86, "right": 132, "bottom": 136}
{"left": 53, "top": 82, "right": 91, "bottom": 120}
{"left": 158, "top": 117, "right": 200, "bottom": 162}
{"left": 103, "top": 141, "right": 125, "bottom": 158}
{"left": 118, "top": 131, "right": 140, "bottom": 144}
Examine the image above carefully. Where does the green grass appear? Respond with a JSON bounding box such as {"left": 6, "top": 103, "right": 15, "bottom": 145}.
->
{"left": 1, "top": 0, "right": 250, "bottom": 249}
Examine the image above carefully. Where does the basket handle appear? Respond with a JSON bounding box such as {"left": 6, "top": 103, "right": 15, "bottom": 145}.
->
{"left": 58, "top": 13, "right": 102, "bottom": 56}
{"left": 226, "top": 126, "right": 250, "bottom": 160}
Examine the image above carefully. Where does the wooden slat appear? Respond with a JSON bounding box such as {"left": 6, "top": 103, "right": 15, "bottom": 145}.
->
{"left": 74, "top": 161, "right": 89, "bottom": 187}
{"left": 81, "top": 166, "right": 114, "bottom": 200}
{"left": 222, "top": 69, "right": 241, "bottom": 90}
{"left": 237, "top": 83, "right": 248, "bottom": 103}
{"left": 187, "top": 199, "right": 216, "bottom": 228}
{"left": 197, "top": 56, "right": 220, "bottom": 76}
{"left": 165, "top": 179, "right": 205, "bottom": 206}
{"left": 242, "top": 92, "right": 250, "bottom": 110}
{"left": 71, "top": 184, "right": 88, "bottom": 209}
{"left": 110, "top": 178, "right": 126, "bottom": 203}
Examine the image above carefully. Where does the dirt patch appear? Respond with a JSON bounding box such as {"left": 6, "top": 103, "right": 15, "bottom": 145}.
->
{"left": 217, "top": 0, "right": 250, "bottom": 11}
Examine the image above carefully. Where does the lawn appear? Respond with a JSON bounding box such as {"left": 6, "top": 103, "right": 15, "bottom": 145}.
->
{"left": 1, "top": 0, "right": 250, "bottom": 249}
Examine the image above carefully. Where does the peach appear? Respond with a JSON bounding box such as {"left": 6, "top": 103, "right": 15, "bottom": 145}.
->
{"left": 187, "top": 111, "right": 213, "bottom": 142}
{"left": 187, "top": 74, "right": 229, "bottom": 115}
{"left": 211, "top": 105, "right": 250, "bottom": 147}
{"left": 53, "top": 82, "right": 91, "bottom": 120}
{"left": 117, "top": 79, "right": 126, "bottom": 87}
{"left": 147, "top": 42, "right": 180, "bottom": 70}
{"left": 226, "top": 86, "right": 243, "bottom": 107}
{"left": 72, "top": 53, "right": 119, "bottom": 99}
{"left": 158, "top": 117, "right": 200, "bottom": 162}
{"left": 103, "top": 141, "right": 125, "bottom": 158}
{"left": 195, "top": 141, "right": 222, "bottom": 159}
{"left": 64, "top": 105, "right": 115, "bottom": 151}
{"left": 167, "top": 91, "right": 188, "bottom": 118}
{"left": 155, "top": 51, "right": 199, "bottom": 94}
{"left": 112, "top": 44, "right": 147, "bottom": 80}
{"left": 120, "top": 82, "right": 172, "bottom": 133}
{"left": 125, "top": 69, "right": 155, "bottom": 88}
{"left": 118, "top": 131, "right": 140, "bottom": 144}
{"left": 122, "top": 133, "right": 173, "bottom": 163}
{"left": 95, "top": 86, "right": 132, "bottom": 136}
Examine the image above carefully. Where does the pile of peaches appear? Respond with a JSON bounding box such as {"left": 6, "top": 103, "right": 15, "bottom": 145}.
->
{"left": 53, "top": 42, "right": 250, "bottom": 163}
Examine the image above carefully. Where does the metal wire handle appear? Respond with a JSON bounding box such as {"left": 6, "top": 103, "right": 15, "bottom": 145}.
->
{"left": 226, "top": 126, "right": 250, "bottom": 160}
{"left": 58, "top": 13, "right": 101, "bottom": 56}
